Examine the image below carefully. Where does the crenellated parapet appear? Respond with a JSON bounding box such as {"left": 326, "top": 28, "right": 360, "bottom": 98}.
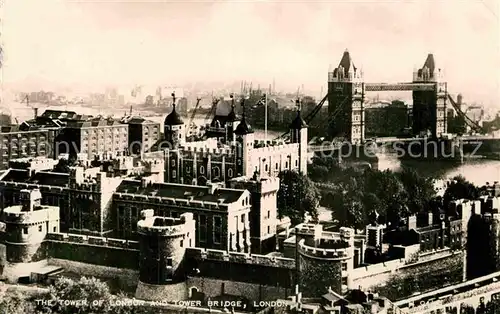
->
{"left": 298, "top": 239, "right": 353, "bottom": 261}
{"left": 44, "top": 232, "right": 140, "bottom": 250}
{"left": 185, "top": 247, "right": 295, "bottom": 269}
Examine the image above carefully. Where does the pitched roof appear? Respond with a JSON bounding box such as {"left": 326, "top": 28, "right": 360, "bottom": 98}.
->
{"left": 422, "top": 53, "right": 435, "bottom": 73}
{"left": 115, "top": 180, "right": 246, "bottom": 205}
{"left": 338, "top": 49, "right": 357, "bottom": 73}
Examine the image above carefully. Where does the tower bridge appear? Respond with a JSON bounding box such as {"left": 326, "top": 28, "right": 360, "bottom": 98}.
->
{"left": 279, "top": 49, "right": 500, "bottom": 158}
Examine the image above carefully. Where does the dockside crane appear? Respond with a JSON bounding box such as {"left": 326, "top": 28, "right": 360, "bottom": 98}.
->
{"left": 447, "top": 94, "right": 486, "bottom": 134}
{"left": 203, "top": 94, "right": 221, "bottom": 126}
{"left": 187, "top": 97, "right": 202, "bottom": 136}
{"left": 274, "top": 93, "right": 349, "bottom": 142}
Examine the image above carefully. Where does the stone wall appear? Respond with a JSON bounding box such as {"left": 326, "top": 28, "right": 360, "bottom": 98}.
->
{"left": 298, "top": 253, "right": 343, "bottom": 297}
{"left": 44, "top": 233, "right": 139, "bottom": 270}
{"left": 186, "top": 277, "right": 293, "bottom": 302}
{"left": 369, "top": 251, "right": 464, "bottom": 301}
{"left": 47, "top": 258, "right": 139, "bottom": 292}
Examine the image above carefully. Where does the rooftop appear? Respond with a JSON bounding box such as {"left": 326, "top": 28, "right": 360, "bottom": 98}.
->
{"left": 1, "top": 169, "right": 69, "bottom": 187}
{"left": 115, "top": 180, "right": 246, "bottom": 204}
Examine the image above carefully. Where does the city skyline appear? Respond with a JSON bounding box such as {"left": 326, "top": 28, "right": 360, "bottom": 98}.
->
{"left": 2, "top": 0, "right": 499, "bottom": 107}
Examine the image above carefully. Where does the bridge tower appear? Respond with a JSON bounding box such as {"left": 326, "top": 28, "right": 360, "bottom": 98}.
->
{"left": 327, "top": 50, "right": 365, "bottom": 144}
{"left": 412, "top": 54, "right": 448, "bottom": 138}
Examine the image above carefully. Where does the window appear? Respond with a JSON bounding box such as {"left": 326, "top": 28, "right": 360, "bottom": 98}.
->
{"left": 228, "top": 168, "right": 233, "bottom": 177}
{"left": 285, "top": 161, "right": 288, "bottom": 168}
{"left": 23, "top": 227, "right": 28, "bottom": 234}
{"left": 241, "top": 214, "right": 245, "bottom": 223}
{"left": 267, "top": 226, "right": 270, "bottom": 234}
{"left": 275, "top": 163, "right": 278, "bottom": 170}
{"left": 267, "top": 210, "right": 270, "bottom": 219}
{"left": 180, "top": 239, "right": 184, "bottom": 247}
{"left": 295, "top": 160, "right": 298, "bottom": 167}
{"left": 172, "top": 170, "right": 177, "bottom": 178}
{"left": 265, "top": 164, "right": 268, "bottom": 171}
{"left": 38, "top": 225, "right": 42, "bottom": 232}
{"left": 166, "top": 258, "right": 173, "bottom": 267}
{"left": 213, "top": 216, "right": 222, "bottom": 244}
{"left": 172, "top": 160, "right": 176, "bottom": 167}
{"left": 199, "top": 166, "right": 205, "bottom": 174}
{"left": 53, "top": 226, "right": 57, "bottom": 232}
{"left": 341, "top": 263, "right": 347, "bottom": 271}
{"left": 199, "top": 215, "right": 207, "bottom": 243}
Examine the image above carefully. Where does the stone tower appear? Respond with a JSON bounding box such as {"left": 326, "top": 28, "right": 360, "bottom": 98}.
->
{"left": 289, "top": 98, "right": 308, "bottom": 175}
{"left": 135, "top": 210, "right": 196, "bottom": 301}
{"left": 327, "top": 49, "right": 365, "bottom": 144}
{"left": 296, "top": 224, "right": 355, "bottom": 297}
{"left": 412, "top": 54, "right": 447, "bottom": 138}
{"left": 164, "top": 92, "right": 185, "bottom": 150}
{"left": 235, "top": 97, "right": 254, "bottom": 177}
{"left": 1, "top": 189, "right": 60, "bottom": 282}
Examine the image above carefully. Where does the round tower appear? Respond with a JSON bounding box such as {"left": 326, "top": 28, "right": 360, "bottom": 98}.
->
{"left": 1, "top": 189, "right": 60, "bottom": 282}
{"left": 135, "top": 210, "right": 196, "bottom": 301}
{"left": 164, "top": 92, "right": 185, "bottom": 150}
{"left": 298, "top": 227, "right": 354, "bottom": 297}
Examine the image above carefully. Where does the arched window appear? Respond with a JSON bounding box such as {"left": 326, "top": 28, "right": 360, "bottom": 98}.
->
{"left": 228, "top": 168, "right": 233, "bottom": 177}
{"left": 199, "top": 166, "right": 205, "bottom": 174}
{"left": 213, "top": 166, "right": 220, "bottom": 177}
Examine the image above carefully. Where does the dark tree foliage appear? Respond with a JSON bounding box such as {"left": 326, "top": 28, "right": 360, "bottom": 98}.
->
{"left": 277, "top": 170, "right": 320, "bottom": 225}
{"left": 443, "top": 175, "right": 480, "bottom": 209}
{"left": 309, "top": 158, "right": 437, "bottom": 229}
{"left": 54, "top": 158, "right": 77, "bottom": 173}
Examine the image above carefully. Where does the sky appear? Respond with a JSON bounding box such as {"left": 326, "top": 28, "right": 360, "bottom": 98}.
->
{"left": 2, "top": 0, "right": 499, "bottom": 107}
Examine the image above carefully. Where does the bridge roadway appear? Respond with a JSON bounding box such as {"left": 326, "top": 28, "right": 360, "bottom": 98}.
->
{"left": 395, "top": 270, "right": 500, "bottom": 313}
{"left": 307, "top": 135, "right": 500, "bottom": 153}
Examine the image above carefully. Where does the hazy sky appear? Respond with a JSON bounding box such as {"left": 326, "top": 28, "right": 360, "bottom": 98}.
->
{"left": 2, "top": 0, "right": 499, "bottom": 106}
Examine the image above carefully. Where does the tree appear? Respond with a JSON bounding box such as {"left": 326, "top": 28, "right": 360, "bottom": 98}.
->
{"left": 277, "top": 170, "right": 320, "bottom": 225}
{"left": 397, "top": 168, "right": 437, "bottom": 214}
{"left": 39, "top": 277, "right": 114, "bottom": 314}
{"left": 443, "top": 175, "right": 480, "bottom": 209}
{"left": 0, "top": 290, "right": 35, "bottom": 314}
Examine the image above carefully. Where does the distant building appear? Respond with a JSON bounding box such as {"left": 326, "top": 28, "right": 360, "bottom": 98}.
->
{"left": 57, "top": 117, "right": 129, "bottom": 160}
{"left": 364, "top": 100, "right": 409, "bottom": 137}
{"left": 120, "top": 116, "right": 160, "bottom": 155}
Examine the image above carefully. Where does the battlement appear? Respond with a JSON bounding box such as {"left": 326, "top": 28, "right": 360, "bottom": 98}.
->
{"left": 228, "top": 175, "right": 280, "bottom": 194}
{"left": 252, "top": 143, "right": 299, "bottom": 155}
{"left": 3, "top": 204, "right": 60, "bottom": 224}
{"left": 0, "top": 180, "right": 66, "bottom": 192}
{"left": 137, "top": 212, "right": 194, "bottom": 236}
{"left": 113, "top": 192, "right": 229, "bottom": 210}
{"left": 182, "top": 145, "right": 233, "bottom": 156}
{"left": 185, "top": 247, "right": 295, "bottom": 269}
{"left": 298, "top": 239, "right": 352, "bottom": 260}
{"left": 44, "top": 232, "right": 139, "bottom": 250}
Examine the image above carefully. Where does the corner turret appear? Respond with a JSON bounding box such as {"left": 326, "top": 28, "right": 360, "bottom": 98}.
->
{"left": 164, "top": 92, "right": 185, "bottom": 149}
{"left": 289, "top": 98, "right": 308, "bottom": 175}
{"left": 235, "top": 97, "right": 254, "bottom": 177}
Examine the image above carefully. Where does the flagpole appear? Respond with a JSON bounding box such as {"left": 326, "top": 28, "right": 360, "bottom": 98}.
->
{"left": 265, "top": 93, "right": 268, "bottom": 147}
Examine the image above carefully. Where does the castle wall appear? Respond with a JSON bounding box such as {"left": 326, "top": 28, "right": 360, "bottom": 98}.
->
{"left": 365, "top": 250, "right": 464, "bottom": 300}
{"left": 186, "top": 276, "right": 293, "bottom": 302}
{"left": 44, "top": 233, "right": 139, "bottom": 270}
{"left": 184, "top": 247, "right": 295, "bottom": 290}
{"left": 47, "top": 258, "right": 139, "bottom": 292}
